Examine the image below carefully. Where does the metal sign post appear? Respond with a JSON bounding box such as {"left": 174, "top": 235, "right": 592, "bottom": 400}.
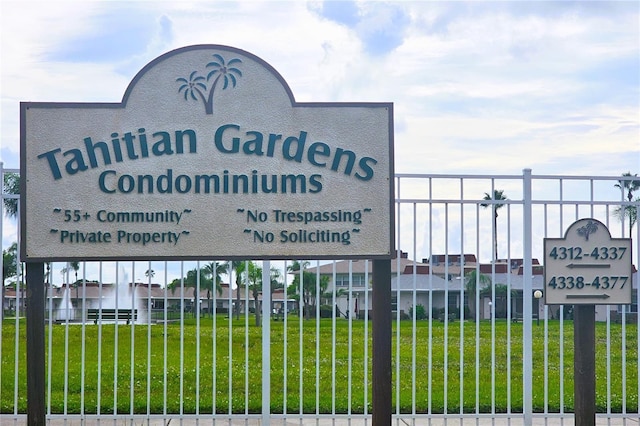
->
{"left": 544, "top": 218, "right": 632, "bottom": 426}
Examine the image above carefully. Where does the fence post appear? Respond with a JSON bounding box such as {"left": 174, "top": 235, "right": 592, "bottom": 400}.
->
{"left": 0, "top": 162, "right": 4, "bottom": 323}
{"left": 522, "top": 168, "right": 533, "bottom": 426}
{"left": 262, "top": 260, "right": 271, "bottom": 426}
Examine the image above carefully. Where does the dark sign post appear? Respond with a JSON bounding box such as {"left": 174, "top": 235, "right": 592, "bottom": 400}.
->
{"left": 573, "top": 304, "right": 596, "bottom": 426}
{"left": 26, "top": 262, "right": 45, "bottom": 426}
{"left": 544, "top": 218, "right": 632, "bottom": 426}
{"left": 372, "top": 259, "right": 392, "bottom": 425}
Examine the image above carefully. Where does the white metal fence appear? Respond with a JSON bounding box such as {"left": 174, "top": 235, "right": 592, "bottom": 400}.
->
{"left": 1, "top": 164, "right": 639, "bottom": 424}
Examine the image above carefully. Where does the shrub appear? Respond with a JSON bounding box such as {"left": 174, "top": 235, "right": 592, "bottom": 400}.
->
{"left": 409, "top": 304, "right": 427, "bottom": 320}
{"left": 319, "top": 305, "right": 333, "bottom": 318}
{"left": 432, "top": 307, "right": 444, "bottom": 320}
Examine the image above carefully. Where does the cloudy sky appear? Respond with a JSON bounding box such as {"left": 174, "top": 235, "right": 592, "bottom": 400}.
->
{"left": 1, "top": 0, "right": 639, "bottom": 283}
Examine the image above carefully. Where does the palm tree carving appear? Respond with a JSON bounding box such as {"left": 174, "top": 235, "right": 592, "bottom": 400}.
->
{"left": 577, "top": 220, "right": 598, "bottom": 241}
{"left": 177, "top": 54, "right": 243, "bottom": 114}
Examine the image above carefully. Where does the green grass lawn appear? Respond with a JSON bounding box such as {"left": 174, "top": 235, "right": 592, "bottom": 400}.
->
{"left": 0, "top": 316, "right": 637, "bottom": 414}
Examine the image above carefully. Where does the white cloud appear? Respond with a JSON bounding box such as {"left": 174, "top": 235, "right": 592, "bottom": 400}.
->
{"left": 1, "top": 1, "right": 637, "bottom": 156}
{"left": 2, "top": 1, "right": 636, "bottom": 168}
{"left": 2, "top": 1, "right": 637, "bottom": 158}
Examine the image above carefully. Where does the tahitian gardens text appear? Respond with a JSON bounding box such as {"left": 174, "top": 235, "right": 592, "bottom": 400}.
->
{"left": 36, "top": 124, "right": 379, "bottom": 194}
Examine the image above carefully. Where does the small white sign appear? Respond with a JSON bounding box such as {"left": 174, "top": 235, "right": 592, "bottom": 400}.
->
{"left": 21, "top": 45, "right": 394, "bottom": 261}
{"left": 543, "top": 218, "right": 632, "bottom": 305}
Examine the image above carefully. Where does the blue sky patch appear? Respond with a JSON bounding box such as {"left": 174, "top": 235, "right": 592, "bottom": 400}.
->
{"left": 320, "top": 0, "right": 359, "bottom": 27}
{"left": 317, "top": 1, "right": 409, "bottom": 55}
{"left": 45, "top": 7, "right": 157, "bottom": 63}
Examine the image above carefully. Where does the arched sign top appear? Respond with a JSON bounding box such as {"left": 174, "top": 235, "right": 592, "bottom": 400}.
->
{"left": 122, "top": 44, "right": 296, "bottom": 115}
{"left": 122, "top": 44, "right": 296, "bottom": 105}
{"left": 562, "top": 218, "right": 612, "bottom": 242}
{"left": 21, "top": 45, "right": 394, "bottom": 261}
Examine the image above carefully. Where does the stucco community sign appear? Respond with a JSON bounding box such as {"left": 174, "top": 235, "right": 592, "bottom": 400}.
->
{"left": 21, "top": 45, "right": 394, "bottom": 261}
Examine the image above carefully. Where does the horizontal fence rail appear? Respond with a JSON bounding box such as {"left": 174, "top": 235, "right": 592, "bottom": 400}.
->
{"left": 1, "top": 165, "right": 639, "bottom": 424}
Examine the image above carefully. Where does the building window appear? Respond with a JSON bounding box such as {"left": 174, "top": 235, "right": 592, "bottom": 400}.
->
{"left": 629, "top": 290, "right": 638, "bottom": 313}
{"left": 335, "top": 274, "right": 366, "bottom": 287}
{"left": 391, "top": 295, "right": 398, "bottom": 312}
{"left": 618, "top": 291, "right": 638, "bottom": 313}
{"left": 448, "top": 292, "right": 459, "bottom": 311}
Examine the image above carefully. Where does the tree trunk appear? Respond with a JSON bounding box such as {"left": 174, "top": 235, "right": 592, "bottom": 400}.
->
{"left": 304, "top": 292, "right": 311, "bottom": 320}
{"left": 193, "top": 287, "right": 198, "bottom": 318}
{"left": 20, "top": 280, "right": 25, "bottom": 317}
{"left": 493, "top": 209, "right": 499, "bottom": 260}
{"left": 44, "top": 284, "right": 49, "bottom": 316}
{"left": 235, "top": 282, "right": 240, "bottom": 320}
{"left": 74, "top": 271, "right": 79, "bottom": 313}
{"left": 235, "top": 266, "right": 244, "bottom": 321}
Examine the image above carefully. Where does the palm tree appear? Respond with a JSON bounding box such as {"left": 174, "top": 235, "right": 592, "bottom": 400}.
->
{"left": 318, "top": 281, "right": 346, "bottom": 307}
{"left": 286, "top": 261, "right": 329, "bottom": 320}
{"left": 2, "top": 173, "right": 19, "bottom": 321}
{"left": 493, "top": 284, "right": 518, "bottom": 319}
{"left": 269, "top": 266, "right": 286, "bottom": 315}
{"left": 287, "top": 260, "right": 308, "bottom": 317}
{"left": 60, "top": 265, "right": 68, "bottom": 281}
{"left": 69, "top": 261, "right": 80, "bottom": 308}
{"left": 203, "top": 262, "right": 227, "bottom": 296}
{"left": 614, "top": 173, "right": 640, "bottom": 237}
{"left": 269, "top": 267, "right": 284, "bottom": 294}
{"left": 613, "top": 197, "right": 639, "bottom": 238}
{"left": 2, "top": 242, "right": 18, "bottom": 321}
{"left": 245, "top": 262, "right": 263, "bottom": 326}
{"left": 168, "top": 266, "right": 222, "bottom": 317}
{"left": 231, "top": 261, "right": 248, "bottom": 320}
{"left": 481, "top": 189, "right": 507, "bottom": 261}
{"left": 144, "top": 268, "right": 155, "bottom": 280}
{"left": 202, "top": 261, "right": 228, "bottom": 317}
{"left": 614, "top": 172, "right": 640, "bottom": 202}
{"left": 2, "top": 172, "right": 19, "bottom": 218}
{"left": 464, "top": 270, "right": 491, "bottom": 320}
